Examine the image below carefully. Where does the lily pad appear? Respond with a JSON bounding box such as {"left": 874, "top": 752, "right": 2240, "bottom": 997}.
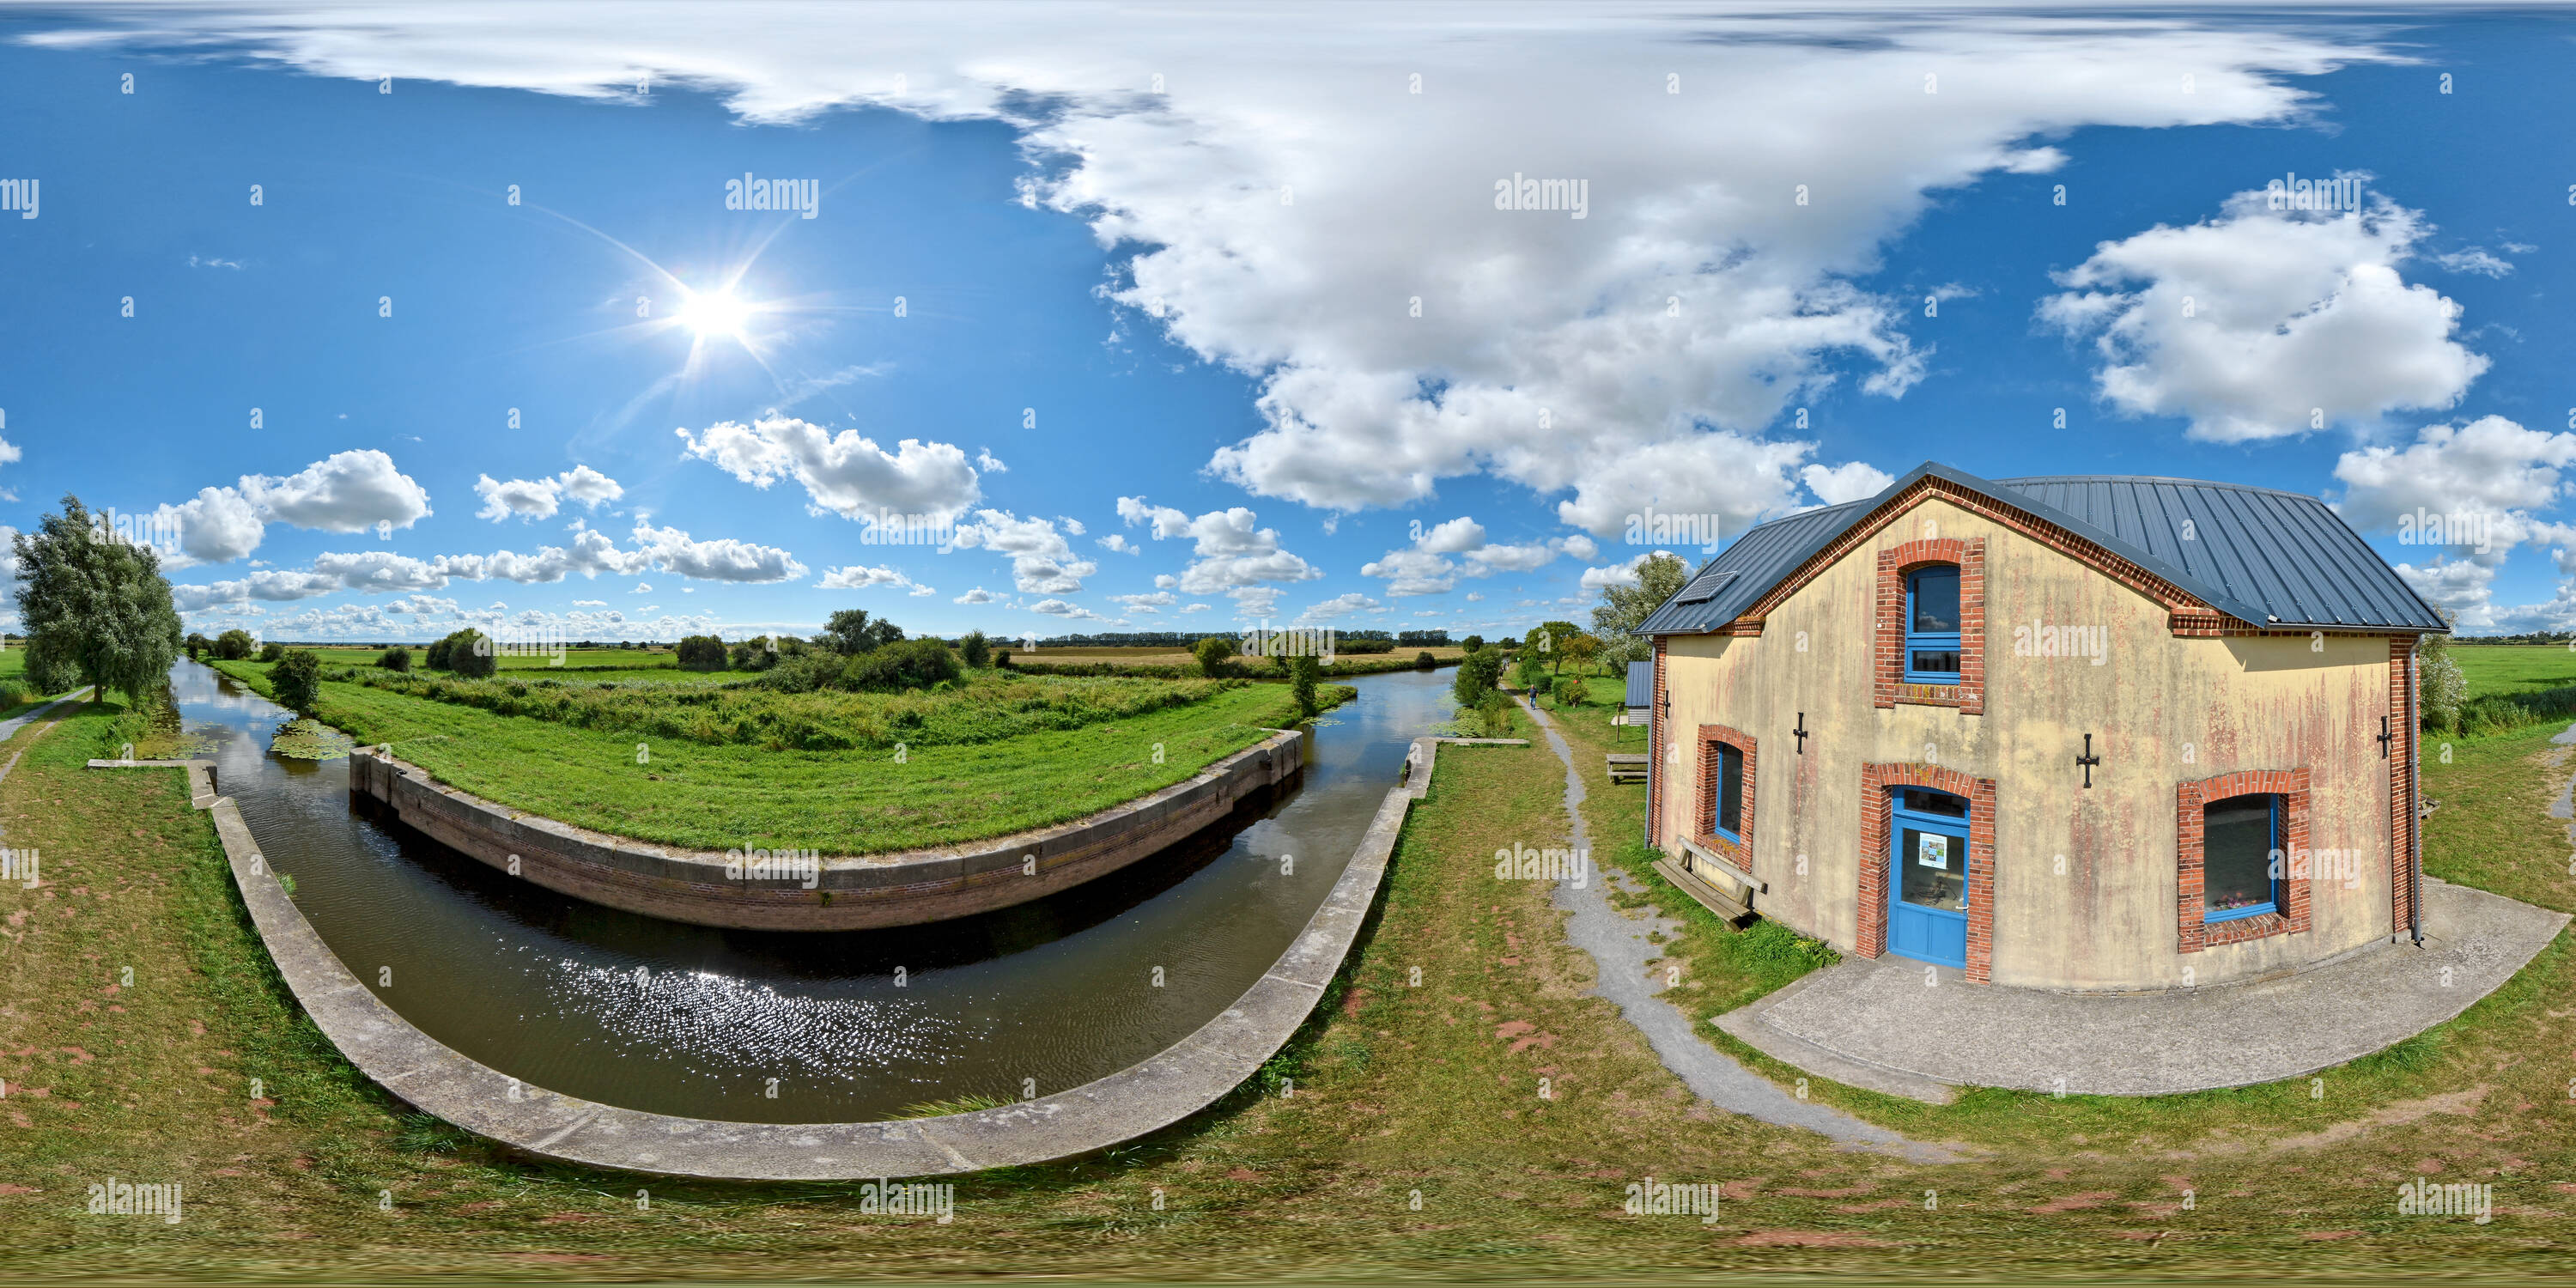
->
{"left": 270, "top": 717, "right": 355, "bottom": 761}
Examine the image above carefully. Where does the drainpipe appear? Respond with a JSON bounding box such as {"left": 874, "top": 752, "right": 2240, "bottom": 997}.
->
{"left": 2409, "top": 637, "right": 2424, "bottom": 947}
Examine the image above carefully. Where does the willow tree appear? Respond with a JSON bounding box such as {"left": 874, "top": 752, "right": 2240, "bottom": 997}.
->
{"left": 12, "top": 495, "right": 184, "bottom": 705}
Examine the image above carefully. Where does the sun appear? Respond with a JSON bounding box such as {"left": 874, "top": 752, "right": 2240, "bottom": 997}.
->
{"left": 671, "top": 287, "right": 755, "bottom": 340}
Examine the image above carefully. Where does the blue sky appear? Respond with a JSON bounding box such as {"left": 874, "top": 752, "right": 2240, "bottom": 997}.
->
{"left": 2, "top": 3, "right": 2572, "bottom": 641}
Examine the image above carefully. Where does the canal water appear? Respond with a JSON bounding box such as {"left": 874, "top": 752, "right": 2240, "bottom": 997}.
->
{"left": 169, "top": 660, "right": 1455, "bottom": 1122}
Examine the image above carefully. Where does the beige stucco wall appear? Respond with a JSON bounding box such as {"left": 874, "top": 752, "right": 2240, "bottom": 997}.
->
{"left": 1656, "top": 495, "right": 2400, "bottom": 991}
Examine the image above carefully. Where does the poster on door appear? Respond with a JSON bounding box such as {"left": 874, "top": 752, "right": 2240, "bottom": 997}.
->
{"left": 1916, "top": 834, "right": 1950, "bottom": 869}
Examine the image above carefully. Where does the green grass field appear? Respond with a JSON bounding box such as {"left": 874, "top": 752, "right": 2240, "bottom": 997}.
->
{"left": 2448, "top": 641, "right": 2576, "bottom": 696}
{"left": 209, "top": 659, "right": 1340, "bottom": 854}
{"left": 9, "top": 678, "right": 2573, "bottom": 1277}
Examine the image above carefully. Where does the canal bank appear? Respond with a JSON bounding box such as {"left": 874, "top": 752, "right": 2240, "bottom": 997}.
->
{"left": 346, "top": 728, "right": 1305, "bottom": 931}
{"left": 95, "top": 729, "right": 1481, "bottom": 1178}
{"left": 149, "top": 660, "right": 1461, "bottom": 1123}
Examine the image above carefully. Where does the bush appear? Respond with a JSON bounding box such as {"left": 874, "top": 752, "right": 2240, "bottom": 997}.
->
{"left": 446, "top": 629, "right": 497, "bottom": 678}
{"left": 1461, "top": 635, "right": 1485, "bottom": 652}
{"left": 1552, "top": 674, "right": 1587, "bottom": 707}
{"left": 2421, "top": 653, "right": 2468, "bottom": 733}
{"left": 1193, "top": 635, "right": 1236, "bottom": 678}
{"left": 757, "top": 649, "right": 843, "bottom": 694}
{"left": 959, "top": 630, "right": 992, "bottom": 668}
{"left": 258, "top": 641, "right": 287, "bottom": 663}
{"left": 1451, "top": 645, "right": 1504, "bottom": 710}
{"left": 1336, "top": 637, "right": 1394, "bottom": 654}
{"left": 840, "top": 638, "right": 962, "bottom": 691}
{"left": 214, "top": 629, "right": 256, "bottom": 661}
{"left": 1466, "top": 690, "right": 1513, "bottom": 738}
{"left": 1289, "top": 652, "right": 1322, "bottom": 718}
{"left": 376, "top": 647, "right": 411, "bottom": 672}
{"left": 1415, "top": 650, "right": 1437, "bottom": 670}
{"left": 424, "top": 635, "right": 453, "bottom": 671}
{"left": 675, "top": 635, "right": 729, "bottom": 671}
{"left": 993, "top": 649, "right": 1012, "bottom": 668}
{"left": 184, "top": 632, "right": 210, "bottom": 660}
{"left": 270, "top": 648, "right": 324, "bottom": 714}
{"left": 0, "top": 680, "right": 26, "bottom": 710}
{"left": 729, "top": 636, "right": 779, "bottom": 671}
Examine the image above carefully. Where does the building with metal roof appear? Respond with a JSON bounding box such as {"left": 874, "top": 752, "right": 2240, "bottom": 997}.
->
{"left": 1637, "top": 462, "right": 2437, "bottom": 994}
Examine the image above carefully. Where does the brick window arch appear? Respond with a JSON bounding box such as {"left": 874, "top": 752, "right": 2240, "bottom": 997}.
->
{"left": 2178, "top": 769, "right": 2312, "bottom": 953}
{"left": 1874, "top": 536, "right": 1985, "bottom": 714}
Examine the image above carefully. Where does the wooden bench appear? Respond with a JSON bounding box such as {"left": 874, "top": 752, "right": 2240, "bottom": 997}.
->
{"left": 1606, "top": 753, "right": 1649, "bottom": 783}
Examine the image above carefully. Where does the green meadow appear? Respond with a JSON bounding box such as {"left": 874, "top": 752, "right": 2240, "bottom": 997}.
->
{"left": 210, "top": 659, "right": 1340, "bottom": 854}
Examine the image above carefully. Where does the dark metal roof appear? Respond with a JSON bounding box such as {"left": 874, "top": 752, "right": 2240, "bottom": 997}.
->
{"left": 1625, "top": 660, "right": 1653, "bottom": 709}
{"left": 1637, "top": 463, "right": 2449, "bottom": 638}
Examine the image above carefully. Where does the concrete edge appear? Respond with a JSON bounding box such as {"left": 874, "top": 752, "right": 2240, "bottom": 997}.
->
{"left": 343, "top": 725, "right": 1305, "bottom": 930}
{"left": 88, "top": 735, "right": 1462, "bottom": 1180}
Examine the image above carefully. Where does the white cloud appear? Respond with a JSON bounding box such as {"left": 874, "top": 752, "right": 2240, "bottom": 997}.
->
{"left": 1179, "top": 602, "right": 1212, "bottom": 613}
{"left": 629, "top": 521, "right": 808, "bottom": 583}
{"left": 2039, "top": 187, "right": 2488, "bottom": 442}
{"left": 574, "top": 598, "right": 607, "bottom": 607}
{"left": 1413, "top": 517, "right": 1486, "bottom": 555}
{"left": 631, "top": 582, "right": 653, "bottom": 592}
{"left": 1030, "top": 598, "right": 1110, "bottom": 621}
{"left": 476, "top": 465, "right": 626, "bottom": 522}
{"left": 1298, "top": 592, "right": 1382, "bottom": 623}
{"left": 2433, "top": 247, "right": 2513, "bottom": 277}
{"left": 1580, "top": 550, "right": 1687, "bottom": 592}
{"left": 1059, "top": 516, "right": 1085, "bottom": 536}
{"left": 1360, "top": 517, "right": 1597, "bottom": 594}
{"left": 953, "top": 586, "right": 999, "bottom": 605}
{"left": 951, "top": 510, "right": 1097, "bottom": 593}
{"left": 151, "top": 485, "right": 267, "bottom": 566}
{"left": 1097, "top": 533, "right": 1139, "bottom": 555}
{"left": 84, "top": 8, "right": 2397, "bottom": 534}
{"left": 976, "top": 447, "right": 1009, "bottom": 474}
{"left": 475, "top": 473, "right": 565, "bottom": 522}
{"left": 1116, "top": 496, "right": 1320, "bottom": 595}
{"left": 1801, "top": 460, "right": 1895, "bottom": 506}
{"left": 677, "top": 416, "right": 979, "bottom": 522}
{"left": 239, "top": 448, "right": 434, "bottom": 535}
{"left": 1229, "top": 586, "right": 1285, "bottom": 618}
{"left": 817, "top": 563, "right": 922, "bottom": 592}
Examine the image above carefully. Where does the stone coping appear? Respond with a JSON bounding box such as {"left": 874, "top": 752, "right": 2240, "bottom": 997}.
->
{"left": 88, "top": 737, "right": 1455, "bottom": 1179}
{"left": 343, "top": 727, "right": 1303, "bottom": 930}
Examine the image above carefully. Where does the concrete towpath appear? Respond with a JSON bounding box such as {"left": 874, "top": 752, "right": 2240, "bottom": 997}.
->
{"left": 0, "top": 694, "right": 80, "bottom": 745}
{"left": 1519, "top": 696, "right": 1964, "bottom": 1163}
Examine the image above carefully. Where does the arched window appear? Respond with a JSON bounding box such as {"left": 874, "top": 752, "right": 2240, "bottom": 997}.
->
{"left": 1904, "top": 564, "right": 1962, "bottom": 684}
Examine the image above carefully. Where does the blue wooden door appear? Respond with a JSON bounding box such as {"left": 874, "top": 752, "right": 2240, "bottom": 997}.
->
{"left": 1886, "top": 788, "right": 1970, "bottom": 969}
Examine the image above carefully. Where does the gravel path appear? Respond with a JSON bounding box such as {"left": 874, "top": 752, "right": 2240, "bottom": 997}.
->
{"left": 1522, "top": 698, "right": 1962, "bottom": 1163}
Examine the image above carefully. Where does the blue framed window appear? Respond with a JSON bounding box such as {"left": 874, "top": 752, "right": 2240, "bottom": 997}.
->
{"left": 2202, "top": 793, "right": 2282, "bottom": 922}
{"left": 1709, "top": 743, "right": 1745, "bottom": 841}
{"left": 1904, "top": 566, "right": 1962, "bottom": 684}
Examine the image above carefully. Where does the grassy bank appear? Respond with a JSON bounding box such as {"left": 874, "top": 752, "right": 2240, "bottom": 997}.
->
{"left": 209, "top": 659, "right": 1348, "bottom": 854}
{"left": 12, "top": 683, "right": 2573, "bottom": 1276}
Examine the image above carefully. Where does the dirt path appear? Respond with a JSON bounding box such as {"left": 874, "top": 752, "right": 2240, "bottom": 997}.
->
{"left": 1522, "top": 697, "right": 1964, "bottom": 1163}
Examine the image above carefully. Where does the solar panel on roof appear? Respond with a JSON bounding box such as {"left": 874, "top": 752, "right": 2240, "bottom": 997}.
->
{"left": 1673, "top": 568, "right": 1738, "bottom": 605}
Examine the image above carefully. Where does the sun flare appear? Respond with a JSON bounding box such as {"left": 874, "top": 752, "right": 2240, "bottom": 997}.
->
{"left": 672, "top": 288, "right": 754, "bottom": 339}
